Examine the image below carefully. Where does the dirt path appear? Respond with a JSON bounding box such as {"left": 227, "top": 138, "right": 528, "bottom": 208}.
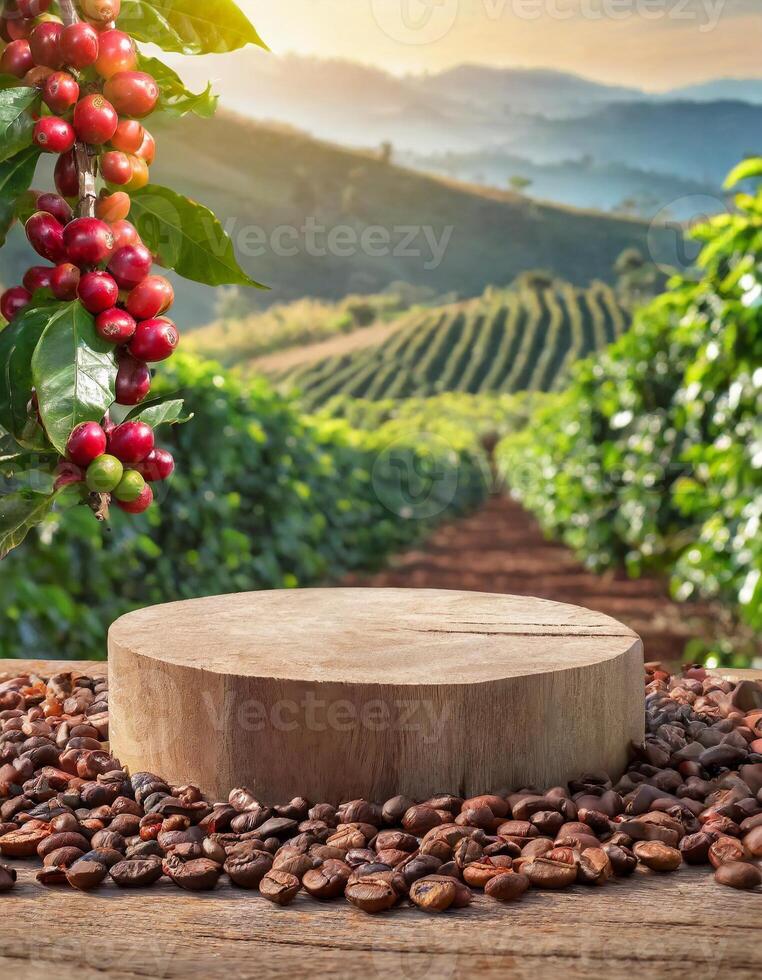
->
{"left": 344, "top": 493, "right": 722, "bottom": 664}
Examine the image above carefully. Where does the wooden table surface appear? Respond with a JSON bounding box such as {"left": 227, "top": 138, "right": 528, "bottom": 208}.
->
{"left": 2, "top": 658, "right": 761, "bottom": 980}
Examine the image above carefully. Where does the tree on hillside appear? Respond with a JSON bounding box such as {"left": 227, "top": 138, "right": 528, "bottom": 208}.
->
{"left": 509, "top": 176, "right": 533, "bottom": 195}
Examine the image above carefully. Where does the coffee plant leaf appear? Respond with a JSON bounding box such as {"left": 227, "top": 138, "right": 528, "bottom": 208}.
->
{"left": 120, "top": 0, "right": 266, "bottom": 54}
{"left": 0, "top": 74, "right": 22, "bottom": 90}
{"left": 0, "top": 147, "right": 40, "bottom": 247}
{"left": 724, "top": 156, "right": 762, "bottom": 189}
{"left": 0, "top": 488, "right": 58, "bottom": 560}
{"left": 0, "top": 305, "right": 51, "bottom": 440}
{"left": 138, "top": 55, "right": 218, "bottom": 117}
{"left": 125, "top": 397, "right": 192, "bottom": 427}
{"left": 31, "top": 302, "right": 117, "bottom": 455}
{"left": 0, "top": 88, "right": 39, "bottom": 164}
{"left": 128, "top": 184, "right": 265, "bottom": 288}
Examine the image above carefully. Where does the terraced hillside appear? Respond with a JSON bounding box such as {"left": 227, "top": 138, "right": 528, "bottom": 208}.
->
{"left": 271, "top": 281, "right": 628, "bottom": 410}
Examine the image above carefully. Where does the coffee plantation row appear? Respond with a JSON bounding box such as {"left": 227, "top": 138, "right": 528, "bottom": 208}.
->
{"left": 497, "top": 159, "right": 762, "bottom": 634}
{"left": 271, "top": 280, "right": 628, "bottom": 410}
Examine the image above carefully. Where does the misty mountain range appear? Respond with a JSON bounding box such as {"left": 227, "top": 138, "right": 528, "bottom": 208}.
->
{"left": 181, "top": 52, "right": 762, "bottom": 216}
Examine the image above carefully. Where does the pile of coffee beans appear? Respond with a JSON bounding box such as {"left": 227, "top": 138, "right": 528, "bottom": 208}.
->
{"left": 1, "top": 662, "right": 761, "bottom": 912}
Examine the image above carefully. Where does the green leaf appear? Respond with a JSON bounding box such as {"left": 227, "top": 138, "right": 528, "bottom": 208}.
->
{"left": 0, "top": 488, "right": 57, "bottom": 560}
{"left": 724, "top": 157, "right": 762, "bottom": 189}
{"left": 125, "top": 397, "right": 192, "bottom": 427}
{"left": 120, "top": 0, "right": 267, "bottom": 54}
{"left": 0, "top": 87, "right": 39, "bottom": 164}
{"left": 31, "top": 303, "right": 117, "bottom": 455}
{"left": 138, "top": 55, "right": 218, "bottom": 117}
{"left": 129, "top": 184, "right": 265, "bottom": 288}
{"left": 0, "top": 305, "right": 51, "bottom": 441}
{"left": 0, "top": 148, "right": 39, "bottom": 245}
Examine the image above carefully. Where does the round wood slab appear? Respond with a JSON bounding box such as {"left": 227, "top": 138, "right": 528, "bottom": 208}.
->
{"left": 108, "top": 588, "right": 644, "bottom": 803}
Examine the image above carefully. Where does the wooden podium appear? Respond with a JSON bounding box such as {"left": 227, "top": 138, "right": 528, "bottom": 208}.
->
{"left": 108, "top": 588, "right": 644, "bottom": 803}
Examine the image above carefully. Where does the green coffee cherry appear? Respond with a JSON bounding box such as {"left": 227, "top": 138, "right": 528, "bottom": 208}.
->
{"left": 85, "top": 454, "right": 124, "bottom": 492}
{"left": 113, "top": 469, "right": 146, "bottom": 503}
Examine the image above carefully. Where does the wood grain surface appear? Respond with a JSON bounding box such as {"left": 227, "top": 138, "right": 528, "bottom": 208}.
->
{"left": 0, "top": 858, "right": 759, "bottom": 980}
{"left": 1, "top": 658, "right": 761, "bottom": 979}
{"left": 107, "top": 589, "right": 645, "bottom": 802}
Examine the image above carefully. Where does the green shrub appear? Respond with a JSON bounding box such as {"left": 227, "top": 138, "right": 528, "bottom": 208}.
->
{"left": 0, "top": 354, "right": 489, "bottom": 660}
{"left": 497, "top": 161, "right": 762, "bottom": 630}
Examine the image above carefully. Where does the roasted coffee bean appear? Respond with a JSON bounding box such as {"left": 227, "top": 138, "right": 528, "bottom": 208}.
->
{"left": 224, "top": 851, "right": 273, "bottom": 888}
{"left": 714, "top": 862, "right": 762, "bottom": 890}
{"left": 0, "top": 863, "right": 17, "bottom": 892}
{"left": 110, "top": 858, "right": 163, "bottom": 887}
{"left": 345, "top": 873, "right": 399, "bottom": 913}
{"left": 633, "top": 842, "right": 682, "bottom": 872}
{"left": 462, "top": 860, "right": 508, "bottom": 888}
{"left": 302, "top": 862, "right": 351, "bottom": 899}
{"left": 272, "top": 850, "right": 313, "bottom": 878}
{"left": 523, "top": 857, "right": 578, "bottom": 889}
{"left": 43, "top": 845, "right": 85, "bottom": 868}
{"left": 66, "top": 859, "right": 108, "bottom": 891}
{"left": 409, "top": 874, "right": 471, "bottom": 911}
{"left": 577, "top": 847, "right": 613, "bottom": 886}
{"left": 259, "top": 869, "right": 301, "bottom": 905}
{"left": 163, "top": 855, "right": 221, "bottom": 891}
{"left": 602, "top": 843, "right": 637, "bottom": 876}
{"left": 38, "top": 832, "right": 90, "bottom": 859}
{"left": 402, "top": 805, "right": 441, "bottom": 836}
{"left": 399, "top": 854, "right": 441, "bottom": 886}
{"left": 744, "top": 825, "right": 762, "bottom": 857}
{"left": 484, "top": 870, "right": 530, "bottom": 902}
{"left": 708, "top": 836, "right": 749, "bottom": 868}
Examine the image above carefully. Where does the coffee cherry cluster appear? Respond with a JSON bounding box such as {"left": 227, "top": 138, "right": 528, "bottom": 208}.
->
{"left": 0, "top": 0, "right": 179, "bottom": 517}
{"left": 63, "top": 418, "right": 174, "bottom": 513}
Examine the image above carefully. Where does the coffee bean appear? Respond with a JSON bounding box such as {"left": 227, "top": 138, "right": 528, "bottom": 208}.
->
{"left": 524, "top": 857, "right": 578, "bottom": 888}
{"left": 66, "top": 859, "right": 108, "bottom": 891}
{"left": 163, "top": 854, "right": 221, "bottom": 891}
{"left": 708, "top": 836, "right": 749, "bottom": 869}
{"left": 744, "top": 825, "right": 762, "bottom": 858}
{"left": 259, "top": 869, "right": 301, "bottom": 905}
{"left": 602, "top": 843, "right": 637, "bottom": 876}
{"left": 0, "top": 864, "right": 17, "bottom": 892}
{"left": 409, "top": 875, "right": 456, "bottom": 911}
{"left": 345, "top": 873, "right": 399, "bottom": 913}
{"left": 224, "top": 851, "right": 273, "bottom": 888}
{"left": 577, "top": 847, "right": 613, "bottom": 886}
{"left": 402, "top": 805, "right": 441, "bottom": 836}
{"left": 484, "top": 870, "right": 530, "bottom": 902}
{"left": 302, "top": 862, "right": 350, "bottom": 899}
{"left": 679, "top": 832, "right": 714, "bottom": 865}
{"left": 462, "top": 860, "right": 508, "bottom": 888}
{"left": 110, "top": 858, "right": 163, "bottom": 887}
{"left": 382, "top": 796, "right": 414, "bottom": 825}
{"left": 633, "top": 842, "right": 682, "bottom": 872}
{"left": 714, "top": 861, "right": 762, "bottom": 890}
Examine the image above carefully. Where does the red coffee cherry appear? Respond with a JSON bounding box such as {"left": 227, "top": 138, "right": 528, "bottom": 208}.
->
{"left": 136, "top": 447, "right": 174, "bottom": 482}
{"left": 96, "top": 191, "right": 130, "bottom": 223}
{"left": 100, "top": 150, "right": 132, "bottom": 185}
{"left": 28, "top": 22, "right": 64, "bottom": 69}
{"left": 17, "top": 0, "right": 52, "bottom": 16}
{"left": 63, "top": 217, "right": 115, "bottom": 267}
{"left": 103, "top": 71, "right": 159, "bottom": 118}
{"left": 73, "top": 94, "right": 118, "bottom": 145}
{"left": 36, "top": 192, "right": 73, "bottom": 226}
{"left": 59, "top": 22, "right": 99, "bottom": 69}
{"left": 115, "top": 353, "right": 150, "bottom": 405}
{"left": 110, "top": 219, "right": 141, "bottom": 251}
{"left": 94, "top": 29, "right": 135, "bottom": 78}
{"left": 114, "top": 482, "right": 153, "bottom": 514}
{"left": 66, "top": 421, "right": 107, "bottom": 467}
{"left": 135, "top": 129, "right": 155, "bottom": 165}
{"left": 26, "top": 211, "right": 67, "bottom": 263}
{"left": 50, "top": 262, "right": 80, "bottom": 300}
{"left": 1, "top": 286, "right": 32, "bottom": 322}
{"left": 108, "top": 243, "right": 152, "bottom": 289}
{"left": 54, "top": 150, "right": 79, "bottom": 197}
{"left": 42, "top": 71, "right": 79, "bottom": 114}
{"left": 126, "top": 275, "right": 174, "bottom": 319}
{"left": 128, "top": 317, "right": 179, "bottom": 362}
{"left": 5, "top": 16, "right": 35, "bottom": 41}
{"left": 123, "top": 155, "right": 149, "bottom": 192}
{"left": 77, "top": 270, "right": 119, "bottom": 314}
{"left": 110, "top": 118, "right": 143, "bottom": 153}
{"left": 22, "top": 265, "right": 54, "bottom": 293}
{"left": 0, "top": 39, "right": 34, "bottom": 78}
{"left": 24, "top": 65, "right": 55, "bottom": 89}
{"left": 81, "top": 0, "right": 121, "bottom": 25}
{"left": 33, "top": 116, "right": 76, "bottom": 154}
{"left": 109, "top": 420, "right": 154, "bottom": 464}
{"left": 95, "top": 307, "right": 136, "bottom": 343}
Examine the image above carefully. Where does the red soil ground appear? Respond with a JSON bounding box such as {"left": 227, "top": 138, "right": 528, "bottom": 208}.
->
{"left": 344, "top": 493, "right": 721, "bottom": 664}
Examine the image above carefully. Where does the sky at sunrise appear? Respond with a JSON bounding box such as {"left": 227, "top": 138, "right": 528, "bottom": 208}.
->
{"left": 237, "top": 0, "right": 760, "bottom": 89}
